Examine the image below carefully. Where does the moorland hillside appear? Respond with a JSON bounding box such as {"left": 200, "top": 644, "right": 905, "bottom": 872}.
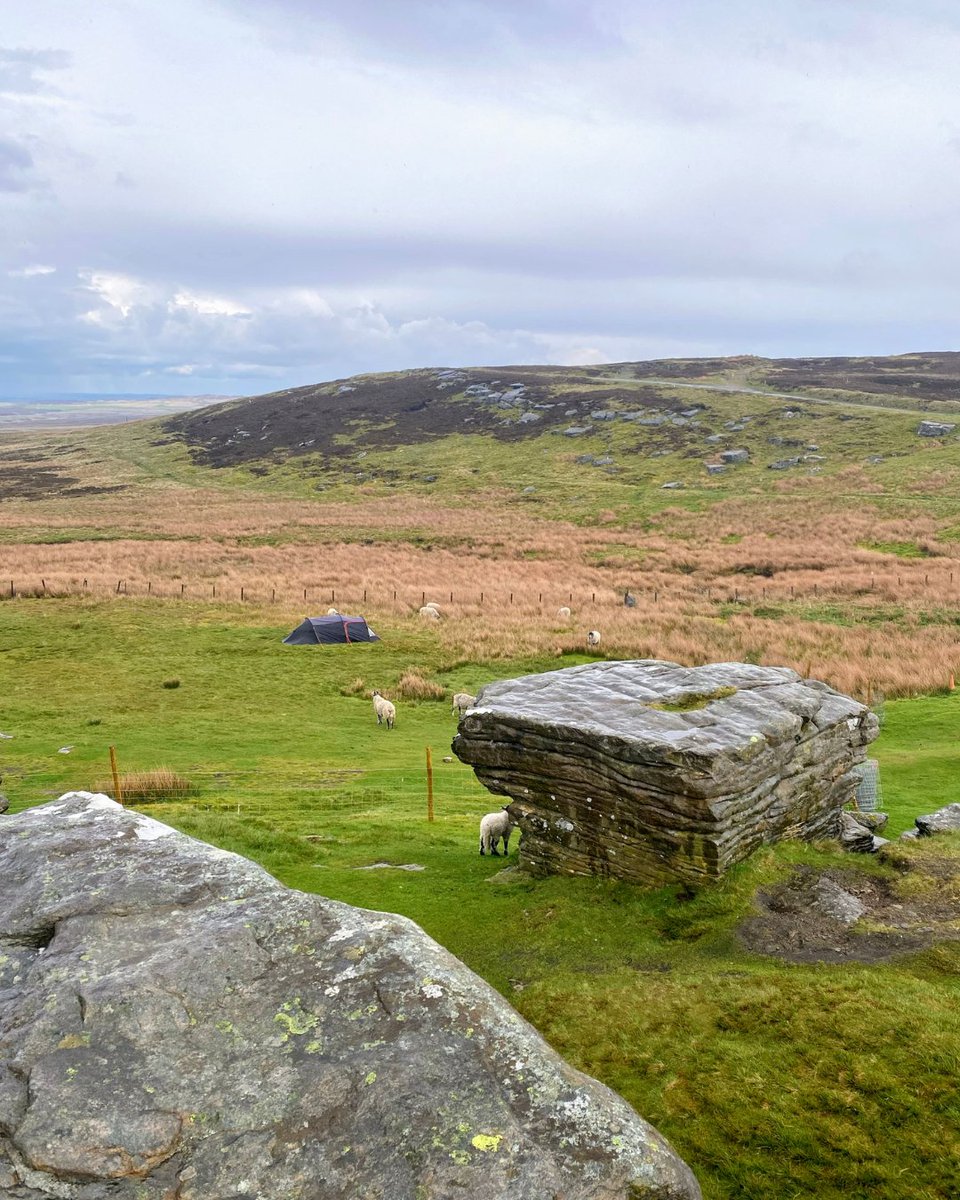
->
{"left": 4, "top": 351, "right": 960, "bottom": 697}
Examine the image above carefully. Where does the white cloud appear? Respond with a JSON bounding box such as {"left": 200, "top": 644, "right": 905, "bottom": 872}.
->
{"left": 170, "top": 289, "right": 251, "bottom": 317}
{"left": 8, "top": 263, "right": 55, "bottom": 277}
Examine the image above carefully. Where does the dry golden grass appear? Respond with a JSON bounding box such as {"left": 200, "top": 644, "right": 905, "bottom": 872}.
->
{"left": 99, "top": 767, "right": 194, "bottom": 805}
{"left": 395, "top": 670, "right": 447, "bottom": 701}
{"left": 4, "top": 472, "right": 960, "bottom": 699}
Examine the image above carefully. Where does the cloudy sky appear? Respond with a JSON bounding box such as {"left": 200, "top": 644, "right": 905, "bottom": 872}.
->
{"left": 4, "top": 1, "right": 960, "bottom": 397}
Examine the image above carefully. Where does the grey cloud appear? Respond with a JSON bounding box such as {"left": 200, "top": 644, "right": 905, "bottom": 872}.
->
{"left": 0, "top": 46, "right": 70, "bottom": 95}
{"left": 0, "top": 137, "right": 33, "bottom": 191}
{"left": 223, "top": 0, "right": 621, "bottom": 63}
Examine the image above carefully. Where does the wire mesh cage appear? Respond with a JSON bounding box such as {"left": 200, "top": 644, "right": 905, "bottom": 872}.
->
{"left": 853, "top": 758, "right": 882, "bottom": 813}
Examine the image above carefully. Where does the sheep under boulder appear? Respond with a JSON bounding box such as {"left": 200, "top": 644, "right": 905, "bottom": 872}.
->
{"left": 453, "top": 660, "right": 878, "bottom": 887}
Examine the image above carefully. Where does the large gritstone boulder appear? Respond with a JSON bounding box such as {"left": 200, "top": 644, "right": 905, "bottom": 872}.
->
{"left": 0, "top": 793, "right": 701, "bottom": 1200}
{"left": 453, "top": 661, "right": 878, "bottom": 887}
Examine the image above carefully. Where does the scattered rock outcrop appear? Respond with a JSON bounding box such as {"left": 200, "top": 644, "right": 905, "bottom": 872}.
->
{"left": 912, "top": 802, "right": 960, "bottom": 836}
{"left": 454, "top": 661, "right": 877, "bottom": 887}
{"left": 0, "top": 793, "right": 701, "bottom": 1200}
{"left": 917, "top": 420, "right": 956, "bottom": 437}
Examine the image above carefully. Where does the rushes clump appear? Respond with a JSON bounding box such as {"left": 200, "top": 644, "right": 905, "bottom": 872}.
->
{"left": 106, "top": 767, "right": 194, "bottom": 804}
{"left": 396, "top": 669, "right": 446, "bottom": 701}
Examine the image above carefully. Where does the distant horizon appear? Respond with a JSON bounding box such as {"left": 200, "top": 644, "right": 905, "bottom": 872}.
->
{"left": 5, "top": 343, "right": 960, "bottom": 403}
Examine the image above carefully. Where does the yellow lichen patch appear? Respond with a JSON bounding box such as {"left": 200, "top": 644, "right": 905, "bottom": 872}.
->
{"left": 274, "top": 998, "right": 319, "bottom": 1040}
{"left": 57, "top": 1033, "right": 90, "bottom": 1049}
{"left": 364, "top": 1071, "right": 377, "bottom": 1085}
{"left": 471, "top": 1133, "right": 502, "bottom": 1153}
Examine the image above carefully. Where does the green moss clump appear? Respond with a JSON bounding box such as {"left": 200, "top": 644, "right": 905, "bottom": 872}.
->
{"left": 647, "top": 686, "right": 737, "bottom": 712}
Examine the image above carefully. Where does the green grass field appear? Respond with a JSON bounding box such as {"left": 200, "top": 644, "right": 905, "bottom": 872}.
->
{"left": 3, "top": 597, "right": 960, "bottom": 1199}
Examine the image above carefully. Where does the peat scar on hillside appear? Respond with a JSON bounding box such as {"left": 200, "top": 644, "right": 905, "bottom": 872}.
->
{"left": 737, "top": 858, "right": 960, "bottom": 965}
{"left": 0, "top": 463, "right": 126, "bottom": 501}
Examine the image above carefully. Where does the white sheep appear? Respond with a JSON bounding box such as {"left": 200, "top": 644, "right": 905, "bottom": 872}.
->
{"left": 452, "top": 691, "right": 477, "bottom": 718}
{"left": 586, "top": 629, "right": 601, "bottom": 648}
{"left": 479, "top": 808, "right": 513, "bottom": 856}
{"left": 327, "top": 607, "right": 340, "bottom": 615}
{"left": 371, "top": 690, "right": 396, "bottom": 730}
{"left": 419, "top": 605, "right": 440, "bottom": 620}
{"left": 557, "top": 606, "right": 571, "bottom": 620}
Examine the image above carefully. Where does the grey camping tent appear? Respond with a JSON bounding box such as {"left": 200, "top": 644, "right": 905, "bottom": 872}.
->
{"left": 283, "top": 615, "right": 380, "bottom": 645}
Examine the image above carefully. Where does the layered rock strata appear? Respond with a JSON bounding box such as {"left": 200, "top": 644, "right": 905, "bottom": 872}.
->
{"left": 454, "top": 661, "right": 878, "bottom": 886}
{"left": 0, "top": 793, "right": 700, "bottom": 1200}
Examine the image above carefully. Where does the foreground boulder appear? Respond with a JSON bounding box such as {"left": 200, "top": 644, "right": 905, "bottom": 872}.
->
{"left": 454, "top": 661, "right": 877, "bottom": 887}
{"left": 0, "top": 793, "right": 700, "bottom": 1200}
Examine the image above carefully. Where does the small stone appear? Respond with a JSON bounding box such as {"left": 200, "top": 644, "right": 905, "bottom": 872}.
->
{"left": 839, "top": 811, "right": 876, "bottom": 852}
{"left": 917, "top": 420, "right": 956, "bottom": 437}
{"left": 720, "top": 448, "right": 750, "bottom": 464}
{"left": 915, "top": 802, "right": 960, "bottom": 835}
{"left": 661, "top": 481, "right": 684, "bottom": 489}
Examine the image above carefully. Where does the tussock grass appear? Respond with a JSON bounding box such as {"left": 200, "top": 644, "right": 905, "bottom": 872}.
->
{"left": 395, "top": 669, "right": 446, "bottom": 701}
{"left": 106, "top": 767, "right": 194, "bottom": 804}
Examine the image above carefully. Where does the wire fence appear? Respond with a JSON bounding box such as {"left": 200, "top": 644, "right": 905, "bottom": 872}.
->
{"left": 2, "top": 568, "right": 959, "bottom": 610}
{"left": 1, "top": 758, "right": 494, "bottom": 823}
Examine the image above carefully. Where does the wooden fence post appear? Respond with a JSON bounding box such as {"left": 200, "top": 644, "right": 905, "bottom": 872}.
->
{"left": 109, "top": 746, "right": 123, "bottom": 806}
{"left": 425, "top": 747, "right": 434, "bottom": 823}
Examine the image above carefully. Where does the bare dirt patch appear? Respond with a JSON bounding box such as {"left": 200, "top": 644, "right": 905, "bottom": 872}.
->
{"left": 738, "top": 853, "right": 960, "bottom": 964}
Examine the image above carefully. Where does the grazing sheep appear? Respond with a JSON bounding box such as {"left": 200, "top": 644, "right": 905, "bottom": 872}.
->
{"left": 452, "top": 691, "right": 477, "bottom": 719}
{"left": 327, "top": 607, "right": 340, "bottom": 615}
{"left": 371, "top": 690, "right": 396, "bottom": 730}
{"left": 419, "top": 605, "right": 441, "bottom": 620}
{"left": 557, "top": 606, "right": 571, "bottom": 620}
{"left": 586, "top": 629, "right": 601, "bottom": 648}
{"left": 479, "top": 807, "right": 513, "bottom": 856}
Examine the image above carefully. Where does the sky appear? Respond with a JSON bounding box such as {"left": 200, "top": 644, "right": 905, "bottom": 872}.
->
{"left": 3, "top": 0, "right": 960, "bottom": 398}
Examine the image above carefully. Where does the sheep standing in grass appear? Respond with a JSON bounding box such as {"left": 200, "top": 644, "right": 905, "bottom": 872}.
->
{"left": 419, "top": 605, "right": 440, "bottom": 620}
{"left": 557, "top": 606, "right": 571, "bottom": 620}
{"left": 587, "top": 630, "right": 601, "bottom": 648}
{"left": 452, "top": 692, "right": 477, "bottom": 719}
{"left": 371, "top": 690, "right": 396, "bottom": 730}
{"left": 479, "top": 807, "right": 513, "bottom": 856}
{"left": 327, "top": 607, "right": 340, "bottom": 615}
